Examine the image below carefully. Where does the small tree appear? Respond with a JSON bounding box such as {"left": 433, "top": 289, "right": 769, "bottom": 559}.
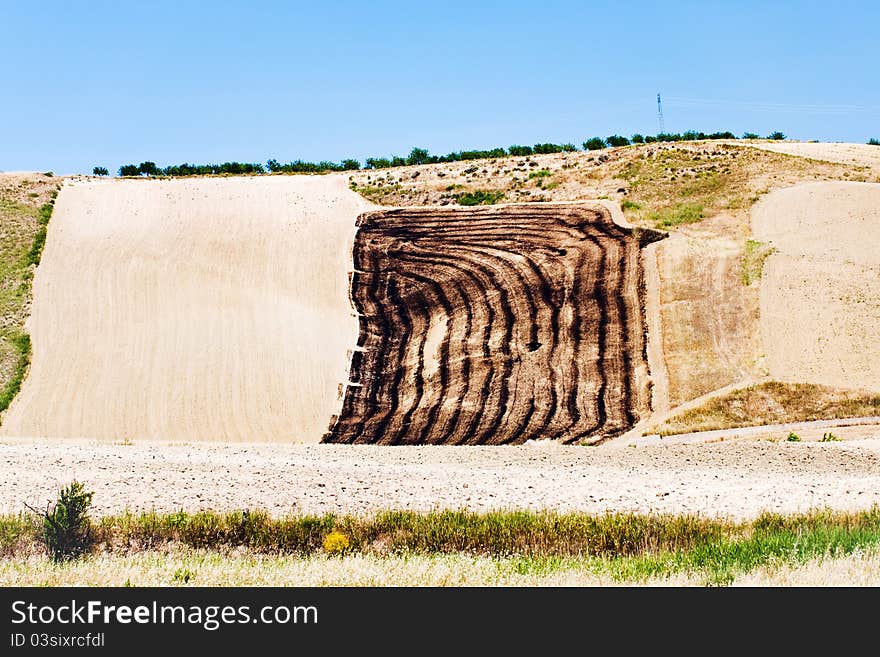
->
{"left": 868, "top": 138, "right": 880, "bottom": 146}
{"left": 406, "top": 147, "right": 431, "bottom": 166}
{"left": 742, "top": 132, "right": 759, "bottom": 139}
{"left": 631, "top": 134, "right": 645, "bottom": 144}
{"left": 767, "top": 132, "right": 786, "bottom": 140}
{"left": 119, "top": 164, "right": 140, "bottom": 176}
{"left": 26, "top": 481, "right": 94, "bottom": 562}
{"left": 583, "top": 137, "right": 606, "bottom": 151}
{"left": 138, "top": 161, "right": 160, "bottom": 176}
{"left": 92, "top": 166, "right": 109, "bottom": 176}
{"left": 606, "top": 135, "right": 630, "bottom": 147}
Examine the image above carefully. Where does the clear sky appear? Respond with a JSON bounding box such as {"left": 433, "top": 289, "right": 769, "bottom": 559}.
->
{"left": 3, "top": 0, "right": 879, "bottom": 174}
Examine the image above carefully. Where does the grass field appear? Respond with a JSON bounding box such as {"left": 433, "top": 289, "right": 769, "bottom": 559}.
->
{"left": 4, "top": 507, "right": 880, "bottom": 586}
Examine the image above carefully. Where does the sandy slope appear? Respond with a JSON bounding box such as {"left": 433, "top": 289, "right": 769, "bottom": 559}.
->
{"left": 753, "top": 182, "right": 880, "bottom": 391}
{"left": 2, "top": 437, "right": 879, "bottom": 519}
{"left": 0, "top": 176, "right": 372, "bottom": 442}
{"left": 744, "top": 140, "right": 880, "bottom": 170}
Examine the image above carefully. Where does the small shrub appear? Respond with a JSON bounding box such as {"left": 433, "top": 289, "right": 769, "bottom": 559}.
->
{"left": 868, "top": 138, "right": 880, "bottom": 146}
{"left": 631, "top": 134, "right": 645, "bottom": 144}
{"left": 118, "top": 164, "right": 140, "bottom": 177}
{"left": 456, "top": 190, "right": 504, "bottom": 206}
{"left": 172, "top": 568, "right": 196, "bottom": 584}
{"left": 583, "top": 137, "right": 606, "bottom": 151}
{"left": 28, "top": 481, "right": 94, "bottom": 561}
{"left": 92, "top": 166, "right": 109, "bottom": 176}
{"left": 323, "top": 530, "right": 350, "bottom": 555}
{"left": 820, "top": 432, "right": 841, "bottom": 442}
{"left": 742, "top": 133, "right": 759, "bottom": 139}
{"left": 528, "top": 169, "right": 551, "bottom": 180}
{"left": 786, "top": 432, "right": 801, "bottom": 442}
{"left": 621, "top": 199, "right": 641, "bottom": 211}
{"left": 767, "top": 132, "right": 786, "bottom": 140}
{"left": 606, "top": 135, "right": 630, "bottom": 147}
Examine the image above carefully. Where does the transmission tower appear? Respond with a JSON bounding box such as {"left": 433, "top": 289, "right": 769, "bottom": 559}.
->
{"left": 657, "top": 93, "right": 665, "bottom": 133}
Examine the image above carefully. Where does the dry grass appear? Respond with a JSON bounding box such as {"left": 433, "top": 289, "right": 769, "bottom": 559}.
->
{"left": 5, "top": 512, "right": 880, "bottom": 586}
{"left": 6, "top": 507, "right": 880, "bottom": 586}
{"left": 345, "top": 142, "right": 866, "bottom": 236}
{"left": 652, "top": 382, "right": 880, "bottom": 436}
{"left": 0, "top": 174, "right": 61, "bottom": 415}
{"left": 733, "top": 546, "right": 880, "bottom": 586}
{"left": 0, "top": 549, "right": 690, "bottom": 587}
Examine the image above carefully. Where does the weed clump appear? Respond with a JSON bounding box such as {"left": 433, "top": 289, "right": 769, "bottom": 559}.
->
{"left": 28, "top": 481, "right": 95, "bottom": 562}
{"left": 323, "top": 531, "right": 351, "bottom": 555}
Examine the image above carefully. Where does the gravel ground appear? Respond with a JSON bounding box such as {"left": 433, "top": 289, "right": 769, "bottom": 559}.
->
{"left": 3, "top": 436, "right": 880, "bottom": 520}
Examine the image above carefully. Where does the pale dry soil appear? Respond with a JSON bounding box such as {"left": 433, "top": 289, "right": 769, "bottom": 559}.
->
{"left": 0, "top": 175, "right": 373, "bottom": 443}
{"left": 2, "top": 438, "right": 880, "bottom": 520}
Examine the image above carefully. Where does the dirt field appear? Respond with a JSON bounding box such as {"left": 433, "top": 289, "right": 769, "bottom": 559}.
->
{"left": 327, "top": 203, "right": 664, "bottom": 444}
{"left": 2, "top": 436, "right": 879, "bottom": 519}
{"left": 0, "top": 176, "right": 372, "bottom": 442}
{"left": 1, "top": 141, "right": 878, "bottom": 448}
{"left": 753, "top": 182, "right": 880, "bottom": 392}
{"left": 745, "top": 140, "right": 880, "bottom": 171}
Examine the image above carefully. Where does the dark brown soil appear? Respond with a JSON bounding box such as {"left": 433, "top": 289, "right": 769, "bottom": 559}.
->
{"left": 325, "top": 203, "right": 664, "bottom": 445}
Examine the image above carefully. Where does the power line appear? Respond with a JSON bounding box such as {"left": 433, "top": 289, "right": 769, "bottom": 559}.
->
{"left": 663, "top": 96, "right": 880, "bottom": 116}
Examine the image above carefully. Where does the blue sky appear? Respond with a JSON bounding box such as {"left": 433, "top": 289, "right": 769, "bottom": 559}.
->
{"left": 3, "top": 1, "right": 879, "bottom": 174}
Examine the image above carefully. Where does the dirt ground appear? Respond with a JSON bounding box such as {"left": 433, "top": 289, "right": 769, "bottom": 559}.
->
{"left": 0, "top": 176, "right": 373, "bottom": 442}
{"left": 753, "top": 182, "right": 880, "bottom": 392}
{"left": 2, "top": 435, "right": 879, "bottom": 520}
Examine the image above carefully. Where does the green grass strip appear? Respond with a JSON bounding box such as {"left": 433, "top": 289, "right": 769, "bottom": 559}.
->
{"left": 4, "top": 507, "right": 880, "bottom": 584}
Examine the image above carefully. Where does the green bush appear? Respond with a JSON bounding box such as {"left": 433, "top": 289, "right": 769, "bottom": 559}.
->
{"left": 631, "top": 134, "right": 645, "bottom": 144}
{"left": 92, "top": 166, "right": 109, "bottom": 176}
{"left": 742, "top": 133, "right": 759, "bottom": 139}
{"left": 786, "top": 432, "right": 801, "bottom": 442}
{"left": 118, "top": 164, "right": 140, "bottom": 176}
{"left": 533, "top": 143, "right": 564, "bottom": 154}
{"left": 583, "top": 137, "right": 606, "bottom": 151}
{"left": 868, "top": 138, "right": 880, "bottom": 146}
{"left": 406, "top": 148, "right": 431, "bottom": 165}
{"left": 456, "top": 190, "right": 504, "bottom": 206}
{"left": 31, "top": 482, "right": 94, "bottom": 561}
{"left": 138, "top": 161, "right": 161, "bottom": 176}
{"left": 606, "top": 135, "right": 630, "bottom": 147}
{"left": 767, "top": 132, "right": 786, "bottom": 140}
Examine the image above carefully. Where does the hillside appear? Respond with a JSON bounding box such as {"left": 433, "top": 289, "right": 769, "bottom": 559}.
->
{"left": 0, "top": 140, "right": 878, "bottom": 444}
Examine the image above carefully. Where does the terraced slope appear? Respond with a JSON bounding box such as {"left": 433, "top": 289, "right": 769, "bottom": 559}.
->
{"left": 325, "top": 203, "right": 665, "bottom": 445}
